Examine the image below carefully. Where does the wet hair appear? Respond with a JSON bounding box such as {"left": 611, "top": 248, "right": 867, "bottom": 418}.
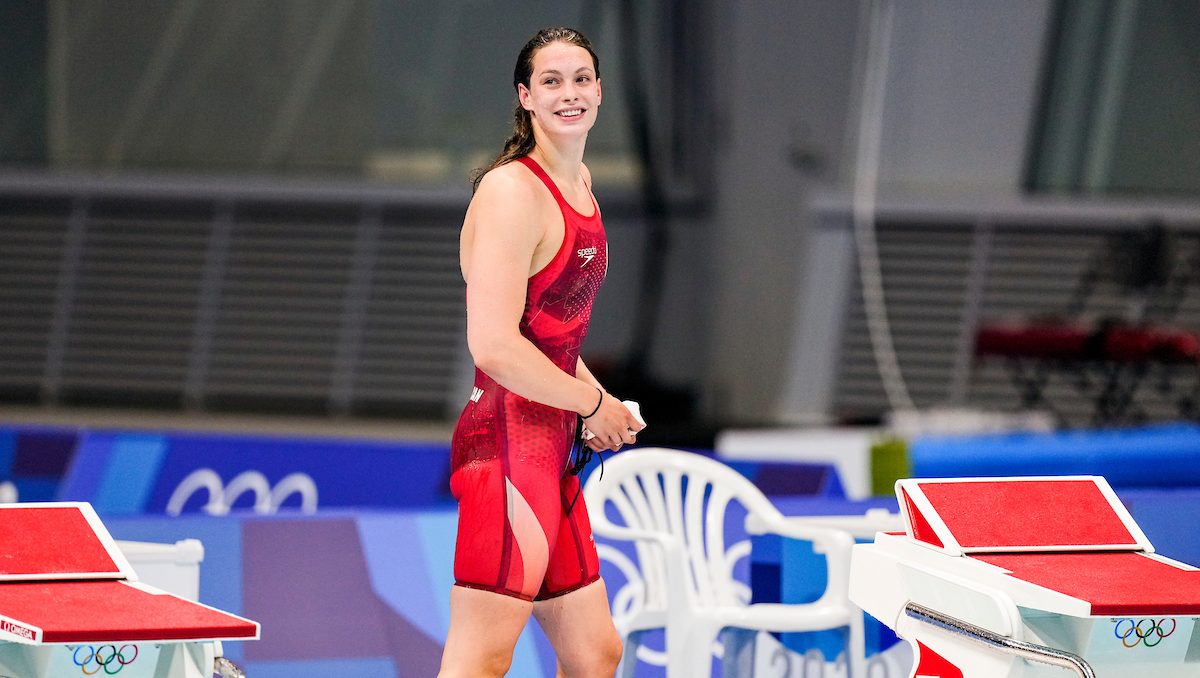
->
{"left": 471, "top": 27, "right": 600, "bottom": 192}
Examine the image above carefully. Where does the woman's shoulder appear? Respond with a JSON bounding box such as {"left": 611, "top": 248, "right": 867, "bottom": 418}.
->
{"left": 466, "top": 160, "right": 546, "bottom": 225}
{"left": 475, "top": 159, "right": 540, "bottom": 198}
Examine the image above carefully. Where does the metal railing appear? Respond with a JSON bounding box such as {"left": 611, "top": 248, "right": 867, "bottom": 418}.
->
{"left": 905, "top": 602, "right": 1095, "bottom": 678}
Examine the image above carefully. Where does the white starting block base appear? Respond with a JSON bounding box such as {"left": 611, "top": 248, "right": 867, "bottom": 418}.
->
{"left": 0, "top": 640, "right": 219, "bottom": 678}
{"left": 1022, "top": 612, "right": 1195, "bottom": 669}
{"left": 894, "top": 606, "right": 1200, "bottom": 678}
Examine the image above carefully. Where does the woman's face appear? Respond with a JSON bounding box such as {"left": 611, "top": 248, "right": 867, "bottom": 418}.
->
{"left": 518, "top": 41, "right": 601, "bottom": 139}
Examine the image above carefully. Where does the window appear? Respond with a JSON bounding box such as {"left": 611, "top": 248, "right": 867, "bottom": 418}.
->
{"left": 4, "top": 1, "right": 713, "bottom": 190}
{"left": 1027, "top": 0, "right": 1200, "bottom": 196}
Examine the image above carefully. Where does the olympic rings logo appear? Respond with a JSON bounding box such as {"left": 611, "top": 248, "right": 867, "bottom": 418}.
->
{"left": 165, "top": 469, "right": 318, "bottom": 516}
{"left": 71, "top": 645, "right": 138, "bottom": 675}
{"left": 1113, "top": 618, "right": 1176, "bottom": 648}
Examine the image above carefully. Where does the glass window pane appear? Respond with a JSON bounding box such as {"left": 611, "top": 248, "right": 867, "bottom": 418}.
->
{"left": 12, "top": 1, "right": 644, "bottom": 188}
{"left": 1028, "top": 0, "right": 1200, "bottom": 197}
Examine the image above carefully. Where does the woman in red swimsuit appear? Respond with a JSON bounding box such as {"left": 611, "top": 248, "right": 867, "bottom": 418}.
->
{"left": 438, "top": 27, "right": 645, "bottom": 678}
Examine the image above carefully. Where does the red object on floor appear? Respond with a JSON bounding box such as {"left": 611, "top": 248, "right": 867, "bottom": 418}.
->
{"left": 974, "top": 323, "right": 1091, "bottom": 360}
{"left": 974, "top": 321, "right": 1200, "bottom": 363}
{"left": 1103, "top": 326, "right": 1200, "bottom": 363}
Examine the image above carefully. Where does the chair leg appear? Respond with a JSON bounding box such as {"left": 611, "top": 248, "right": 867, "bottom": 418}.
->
{"left": 666, "top": 623, "right": 720, "bottom": 678}
{"left": 616, "top": 630, "right": 642, "bottom": 678}
{"left": 847, "top": 615, "right": 867, "bottom": 678}
{"left": 718, "top": 627, "right": 756, "bottom": 678}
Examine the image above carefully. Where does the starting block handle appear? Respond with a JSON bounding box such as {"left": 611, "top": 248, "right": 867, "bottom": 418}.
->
{"left": 904, "top": 602, "right": 1096, "bottom": 678}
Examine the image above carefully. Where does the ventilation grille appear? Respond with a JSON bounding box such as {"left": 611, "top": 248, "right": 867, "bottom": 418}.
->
{"left": 64, "top": 202, "right": 211, "bottom": 403}
{"left": 0, "top": 192, "right": 463, "bottom": 416}
{"left": 0, "top": 199, "right": 72, "bottom": 401}
{"left": 833, "top": 220, "right": 1200, "bottom": 427}
{"left": 835, "top": 223, "right": 976, "bottom": 416}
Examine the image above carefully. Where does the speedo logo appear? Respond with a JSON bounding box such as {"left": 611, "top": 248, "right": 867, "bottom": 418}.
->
{"left": 577, "top": 246, "right": 597, "bottom": 266}
{"left": 1, "top": 619, "right": 35, "bottom": 640}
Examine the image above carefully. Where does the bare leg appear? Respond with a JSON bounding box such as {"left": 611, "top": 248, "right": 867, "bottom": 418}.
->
{"left": 438, "top": 585, "right": 534, "bottom": 678}
{"left": 533, "top": 578, "right": 622, "bottom": 678}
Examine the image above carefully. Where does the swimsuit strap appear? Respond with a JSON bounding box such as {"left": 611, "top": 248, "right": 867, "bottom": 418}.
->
{"left": 517, "top": 156, "right": 569, "bottom": 206}
{"left": 516, "top": 156, "right": 597, "bottom": 217}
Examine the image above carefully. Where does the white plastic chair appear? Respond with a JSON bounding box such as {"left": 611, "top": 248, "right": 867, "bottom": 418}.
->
{"left": 583, "top": 447, "right": 865, "bottom": 678}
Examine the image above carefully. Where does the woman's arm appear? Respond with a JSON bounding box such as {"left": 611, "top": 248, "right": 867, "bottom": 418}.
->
{"left": 464, "top": 170, "right": 600, "bottom": 415}
{"left": 463, "top": 170, "right": 640, "bottom": 449}
{"left": 575, "top": 356, "right": 602, "bottom": 390}
{"left": 576, "top": 357, "right": 642, "bottom": 451}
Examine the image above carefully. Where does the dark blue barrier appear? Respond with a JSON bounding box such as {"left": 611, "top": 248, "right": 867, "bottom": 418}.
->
{"left": 0, "top": 424, "right": 80, "bottom": 501}
{"left": 59, "top": 430, "right": 455, "bottom": 515}
{"left": 909, "top": 423, "right": 1200, "bottom": 489}
{"left": 1120, "top": 488, "right": 1200, "bottom": 568}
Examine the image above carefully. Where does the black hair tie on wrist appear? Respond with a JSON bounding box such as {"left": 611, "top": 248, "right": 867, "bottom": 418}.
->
{"left": 582, "top": 387, "right": 603, "bottom": 419}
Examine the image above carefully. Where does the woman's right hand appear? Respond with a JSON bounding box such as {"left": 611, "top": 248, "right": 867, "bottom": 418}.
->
{"left": 583, "top": 392, "right": 645, "bottom": 452}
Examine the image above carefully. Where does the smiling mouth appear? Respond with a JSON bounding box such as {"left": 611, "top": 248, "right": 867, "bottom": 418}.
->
{"left": 555, "top": 108, "right": 585, "bottom": 118}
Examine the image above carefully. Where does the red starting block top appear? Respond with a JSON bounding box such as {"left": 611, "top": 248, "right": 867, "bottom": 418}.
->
{"left": 0, "top": 581, "right": 259, "bottom": 643}
{"left": 974, "top": 551, "right": 1200, "bottom": 616}
{"left": 0, "top": 503, "right": 259, "bottom": 645}
{"left": 0, "top": 503, "right": 134, "bottom": 580}
{"left": 897, "top": 476, "right": 1151, "bottom": 555}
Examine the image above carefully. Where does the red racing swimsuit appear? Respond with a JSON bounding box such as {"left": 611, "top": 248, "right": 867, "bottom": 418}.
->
{"left": 449, "top": 155, "right": 607, "bottom": 601}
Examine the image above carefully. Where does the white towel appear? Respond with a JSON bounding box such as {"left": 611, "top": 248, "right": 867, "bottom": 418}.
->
{"left": 581, "top": 399, "right": 645, "bottom": 441}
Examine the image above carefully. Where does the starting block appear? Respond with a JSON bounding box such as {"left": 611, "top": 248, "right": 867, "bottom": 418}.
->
{"left": 849, "top": 476, "right": 1200, "bottom": 677}
{"left": 0, "top": 502, "right": 258, "bottom": 677}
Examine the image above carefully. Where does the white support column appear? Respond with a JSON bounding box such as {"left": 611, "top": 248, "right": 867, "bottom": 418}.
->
{"left": 152, "top": 641, "right": 215, "bottom": 678}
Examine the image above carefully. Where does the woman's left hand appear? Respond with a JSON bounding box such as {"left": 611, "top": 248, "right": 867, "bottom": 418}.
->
{"left": 582, "top": 398, "right": 644, "bottom": 452}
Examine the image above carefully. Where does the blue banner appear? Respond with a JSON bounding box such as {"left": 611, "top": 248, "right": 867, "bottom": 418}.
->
{"left": 60, "top": 430, "right": 454, "bottom": 515}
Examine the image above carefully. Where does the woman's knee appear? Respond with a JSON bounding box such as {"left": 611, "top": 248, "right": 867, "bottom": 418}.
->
{"left": 572, "top": 628, "right": 622, "bottom": 677}
{"left": 438, "top": 651, "right": 513, "bottom": 678}
{"left": 600, "top": 631, "right": 623, "bottom": 673}
{"left": 482, "top": 652, "right": 515, "bottom": 677}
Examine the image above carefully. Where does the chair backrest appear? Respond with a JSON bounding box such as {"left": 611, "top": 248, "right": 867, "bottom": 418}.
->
{"left": 584, "top": 448, "right": 786, "bottom": 613}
